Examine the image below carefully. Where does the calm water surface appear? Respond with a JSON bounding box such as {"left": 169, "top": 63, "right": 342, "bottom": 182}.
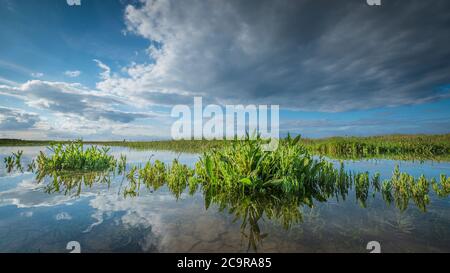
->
{"left": 0, "top": 146, "right": 449, "bottom": 253}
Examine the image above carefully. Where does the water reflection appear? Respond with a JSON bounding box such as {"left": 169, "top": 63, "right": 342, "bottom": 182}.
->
{"left": 1, "top": 146, "right": 449, "bottom": 253}
{"left": 29, "top": 163, "right": 448, "bottom": 252}
{"left": 37, "top": 170, "right": 113, "bottom": 196}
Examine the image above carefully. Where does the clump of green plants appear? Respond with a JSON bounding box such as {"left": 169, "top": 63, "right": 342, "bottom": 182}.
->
{"left": 4, "top": 155, "right": 14, "bottom": 172}
{"left": 194, "top": 135, "right": 351, "bottom": 200}
{"left": 36, "top": 141, "right": 116, "bottom": 172}
{"left": 382, "top": 165, "right": 431, "bottom": 212}
{"left": 432, "top": 174, "right": 450, "bottom": 198}
{"left": 354, "top": 172, "right": 370, "bottom": 207}
{"left": 3, "top": 150, "right": 24, "bottom": 172}
{"left": 123, "top": 159, "right": 195, "bottom": 198}
{"left": 116, "top": 135, "right": 448, "bottom": 213}
{"left": 166, "top": 159, "right": 195, "bottom": 199}
{"left": 138, "top": 160, "right": 167, "bottom": 191}
{"left": 117, "top": 154, "right": 127, "bottom": 175}
{"left": 27, "top": 159, "right": 36, "bottom": 172}
{"left": 124, "top": 166, "right": 140, "bottom": 197}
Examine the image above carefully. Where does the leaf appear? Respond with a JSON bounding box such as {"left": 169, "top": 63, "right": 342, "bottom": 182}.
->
{"left": 263, "top": 178, "right": 284, "bottom": 186}
{"left": 239, "top": 177, "right": 252, "bottom": 185}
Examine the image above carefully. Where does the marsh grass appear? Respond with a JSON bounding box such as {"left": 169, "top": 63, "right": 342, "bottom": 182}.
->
{"left": 2, "top": 137, "right": 448, "bottom": 213}
{"left": 304, "top": 134, "right": 450, "bottom": 161}
{"left": 5, "top": 137, "right": 446, "bottom": 252}
{"left": 193, "top": 135, "right": 354, "bottom": 198}
{"left": 36, "top": 141, "right": 117, "bottom": 172}
{"left": 113, "top": 136, "right": 447, "bottom": 214}
{"left": 2, "top": 134, "right": 449, "bottom": 160}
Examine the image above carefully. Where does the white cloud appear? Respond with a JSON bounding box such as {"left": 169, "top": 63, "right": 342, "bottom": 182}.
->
{"left": 0, "top": 106, "right": 40, "bottom": 130}
{"left": 0, "top": 80, "right": 154, "bottom": 123}
{"left": 64, "top": 70, "right": 81, "bottom": 78}
{"left": 0, "top": 77, "right": 169, "bottom": 139}
{"left": 0, "top": 179, "right": 86, "bottom": 209}
{"left": 93, "top": 59, "right": 111, "bottom": 80}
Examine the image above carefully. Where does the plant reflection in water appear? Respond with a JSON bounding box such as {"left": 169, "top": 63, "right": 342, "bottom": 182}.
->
{"left": 31, "top": 163, "right": 447, "bottom": 252}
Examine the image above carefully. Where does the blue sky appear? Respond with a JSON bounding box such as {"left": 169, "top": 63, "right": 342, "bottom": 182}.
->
{"left": 0, "top": 0, "right": 449, "bottom": 140}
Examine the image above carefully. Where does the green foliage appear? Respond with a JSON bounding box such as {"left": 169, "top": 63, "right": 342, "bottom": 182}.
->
{"left": 194, "top": 135, "right": 352, "bottom": 199}
{"left": 4, "top": 155, "right": 14, "bottom": 172}
{"left": 3, "top": 150, "right": 23, "bottom": 172}
{"left": 383, "top": 165, "right": 431, "bottom": 212}
{"left": 39, "top": 170, "right": 112, "bottom": 196}
{"left": 3, "top": 133, "right": 449, "bottom": 160}
{"left": 36, "top": 141, "right": 116, "bottom": 172}
{"left": 138, "top": 160, "right": 167, "bottom": 192}
{"left": 304, "top": 134, "right": 450, "bottom": 160}
{"left": 15, "top": 136, "right": 447, "bottom": 252}
{"left": 124, "top": 166, "right": 140, "bottom": 198}
{"left": 111, "top": 136, "right": 447, "bottom": 214}
{"left": 117, "top": 154, "right": 127, "bottom": 175}
{"left": 432, "top": 174, "right": 450, "bottom": 198}
{"left": 95, "top": 139, "right": 228, "bottom": 153}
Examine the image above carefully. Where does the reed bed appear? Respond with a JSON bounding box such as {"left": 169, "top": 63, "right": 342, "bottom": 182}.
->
{"left": 3, "top": 138, "right": 449, "bottom": 212}
{"left": 304, "top": 134, "right": 450, "bottom": 160}
{"left": 111, "top": 136, "right": 448, "bottom": 213}
{"left": 2, "top": 133, "right": 449, "bottom": 160}
{"left": 3, "top": 137, "right": 448, "bottom": 252}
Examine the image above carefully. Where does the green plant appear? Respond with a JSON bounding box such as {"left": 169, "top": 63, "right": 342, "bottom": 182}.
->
{"left": 117, "top": 154, "right": 127, "bottom": 175}
{"left": 3, "top": 150, "right": 24, "bottom": 172}
{"left": 432, "top": 174, "right": 450, "bottom": 197}
{"left": 4, "top": 155, "right": 14, "bottom": 172}
{"left": 36, "top": 141, "right": 116, "bottom": 172}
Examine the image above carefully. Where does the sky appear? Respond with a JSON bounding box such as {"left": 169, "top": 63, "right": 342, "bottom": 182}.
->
{"left": 0, "top": 0, "right": 449, "bottom": 140}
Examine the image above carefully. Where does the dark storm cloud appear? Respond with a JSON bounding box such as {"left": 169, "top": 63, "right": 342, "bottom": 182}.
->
{"left": 118, "top": 0, "right": 450, "bottom": 111}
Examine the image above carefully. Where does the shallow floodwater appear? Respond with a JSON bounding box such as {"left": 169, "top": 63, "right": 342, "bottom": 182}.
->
{"left": 0, "top": 146, "right": 449, "bottom": 253}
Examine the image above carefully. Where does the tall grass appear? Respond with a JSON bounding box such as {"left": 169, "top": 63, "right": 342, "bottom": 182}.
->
{"left": 2, "top": 133, "right": 449, "bottom": 160}
{"left": 303, "top": 134, "right": 450, "bottom": 160}
{"left": 100, "top": 139, "right": 228, "bottom": 153}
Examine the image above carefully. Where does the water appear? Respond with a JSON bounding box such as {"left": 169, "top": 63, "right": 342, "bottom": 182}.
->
{"left": 0, "top": 146, "right": 449, "bottom": 253}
